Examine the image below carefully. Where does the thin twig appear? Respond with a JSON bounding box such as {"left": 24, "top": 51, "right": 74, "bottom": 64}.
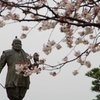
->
{"left": 0, "top": 83, "right": 5, "bottom": 89}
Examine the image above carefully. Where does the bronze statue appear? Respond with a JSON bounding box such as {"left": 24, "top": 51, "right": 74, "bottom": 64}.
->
{"left": 0, "top": 36, "right": 31, "bottom": 100}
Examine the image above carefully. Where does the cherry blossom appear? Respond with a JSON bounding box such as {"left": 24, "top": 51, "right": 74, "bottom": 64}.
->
{"left": 30, "top": 14, "right": 39, "bottom": 20}
{"left": 27, "top": 54, "right": 33, "bottom": 60}
{"left": 78, "top": 31, "right": 85, "bottom": 36}
{"left": 84, "top": 27, "right": 93, "bottom": 35}
{"left": 62, "top": 56, "right": 68, "bottom": 62}
{"left": 75, "top": 37, "right": 83, "bottom": 45}
{"left": 89, "top": 35, "right": 95, "bottom": 39}
{"left": 42, "top": 66, "right": 45, "bottom": 70}
{"left": 89, "top": 43, "right": 99, "bottom": 53}
{"left": 24, "top": 68, "right": 34, "bottom": 77}
{"left": 15, "top": 63, "right": 23, "bottom": 74}
{"left": 39, "top": 59, "right": 46, "bottom": 64}
{"left": 84, "top": 61, "right": 91, "bottom": 68}
{"left": 0, "top": 20, "right": 5, "bottom": 27}
{"left": 50, "top": 72, "right": 57, "bottom": 77}
{"left": 56, "top": 44, "right": 62, "bottom": 50}
{"left": 77, "top": 58, "right": 85, "bottom": 65}
{"left": 15, "top": 52, "right": 45, "bottom": 76}
{"left": 48, "top": 40, "right": 56, "bottom": 46}
{"left": 63, "top": 35, "right": 73, "bottom": 48}
{"left": 20, "top": 33, "right": 27, "bottom": 39}
{"left": 22, "top": 26, "right": 29, "bottom": 31}
{"left": 43, "top": 44, "right": 52, "bottom": 55}
{"left": 82, "top": 39, "right": 89, "bottom": 45}
{"left": 38, "top": 21, "right": 57, "bottom": 31}
{"left": 15, "top": 62, "right": 30, "bottom": 74}
{"left": 32, "top": 67, "right": 41, "bottom": 74}
{"left": 72, "top": 70, "right": 79, "bottom": 76}
{"left": 74, "top": 51, "right": 81, "bottom": 57}
{"left": 11, "top": 13, "right": 20, "bottom": 20}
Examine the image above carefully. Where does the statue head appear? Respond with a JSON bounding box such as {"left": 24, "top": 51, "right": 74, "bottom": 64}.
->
{"left": 12, "top": 36, "right": 22, "bottom": 51}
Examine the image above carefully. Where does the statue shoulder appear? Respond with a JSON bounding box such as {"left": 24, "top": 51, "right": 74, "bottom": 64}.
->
{"left": 3, "top": 49, "right": 13, "bottom": 56}
{"left": 21, "top": 49, "right": 29, "bottom": 56}
{"left": 25, "top": 52, "right": 29, "bottom": 56}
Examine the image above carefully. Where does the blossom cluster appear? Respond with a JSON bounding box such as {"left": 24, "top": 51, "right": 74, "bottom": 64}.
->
{"left": 89, "top": 43, "right": 100, "bottom": 53}
{"left": 2, "top": 12, "right": 20, "bottom": 20}
{"left": 43, "top": 40, "right": 62, "bottom": 55}
{"left": 38, "top": 21, "right": 57, "bottom": 31}
{"left": 0, "top": 20, "right": 5, "bottom": 27}
{"left": 15, "top": 52, "right": 46, "bottom": 76}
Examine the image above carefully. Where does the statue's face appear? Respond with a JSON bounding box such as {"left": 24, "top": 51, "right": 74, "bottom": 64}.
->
{"left": 12, "top": 41, "right": 22, "bottom": 51}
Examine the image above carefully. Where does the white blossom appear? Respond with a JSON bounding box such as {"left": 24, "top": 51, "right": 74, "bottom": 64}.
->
{"left": 30, "top": 14, "right": 39, "bottom": 19}
{"left": 24, "top": 69, "right": 33, "bottom": 76}
{"left": 97, "top": 12, "right": 100, "bottom": 21}
{"left": 74, "top": 51, "right": 81, "bottom": 57}
{"left": 42, "top": 26, "right": 49, "bottom": 30}
{"left": 40, "top": 21, "right": 57, "bottom": 30}
{"left": 3, "top": 12, "right": 13, "bottom": 20}
{"left": 22, "top": 26, "right": 29, "bottom": 31}
{"left": 43, "top": 44, "right": 52, "bottom": 55}
{"left": 75, "top": 37, "right": 83, "bottom": 45}
{"left": 65, "top": 2, "right": 73, "bottom": 10}
{"left": 72, "top": 70, "right": 79, "bottom": 76}
{"left": 78, "top": 31, "right": 85, "bottom": 36}
{"left": 89, "top": 35, "right": 95, "bottom": 39}
{"left": 84, "top": 61, "right": 91, "bottom": 68}
{"left": 82, "top": 39, "right": 89, "bottom": 45}
{"left": 62, "top": 56, "right": 68, "bottom": 62}
{"left": 15, "top": 62, "right": 30, "bottom": 74}
{"left": 50, "top": 72, "right": 57, "bottom": 76}
{"left": 0, "top": 20, "right": 5, "bottom": 27}
{"left": 32, "top": 67, "right": 41, "bottom": 74}
{"left": 39, "top": 59, "right": 46, "bottom": 64}
{"left": 48, "top": 22, "right": 57, "bottom": 28}
{"left": 89, "top": 43, "right": 99, "bottom": 52}
{"left": 2, "top": 15, "right": 11, "bottom": 20}
{"left": 20, "top": 33, "right": 27, "bottom": 39}
{"left": 84, "top": 27, "right": 93, "bottom": 35}
{"left": 42, "top": 66, "right": 46, "bottom": 70}
{"left": 60, "top": 26, "right": 73, "bottom": 35}
{"left": 15, "top": 63, "right": 23, "bottom": 74}
{"left": 47, "top": 40, "right": 56, "bottom": 46}
{"left": 85, "top": 13, "right": 92, "bottom": 21}
{"left": 38, "top": 0, "right": 47, "bottom": 4}
{"left": 77, "top": 58, "right": 85, "bottom": 65}
{"left": 64, "top": 35, "right": 73, "bottom": 48}
{"left": 56, "top": 44, "right": 62, "bottom": 50}
{"left": 11, "top": 13, "right": 20, "bottom": 20}
{"left": 0, "top": 5, "right": 2, "bottom": 10}
{"left": 27, "top": 54, "right": 33, "bottom": 59}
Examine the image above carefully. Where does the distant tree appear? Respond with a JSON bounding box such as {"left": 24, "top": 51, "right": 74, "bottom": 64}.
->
{"left": 0, "top": 0, "right": 100, "bottom": 76}
{"left": 86, "top": 66, "right": 100, "bottom": 100}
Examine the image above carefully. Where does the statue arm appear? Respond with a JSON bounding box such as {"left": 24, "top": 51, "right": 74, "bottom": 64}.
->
{"left": 0, "top": 52, "right": 7, "bottom": 73}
